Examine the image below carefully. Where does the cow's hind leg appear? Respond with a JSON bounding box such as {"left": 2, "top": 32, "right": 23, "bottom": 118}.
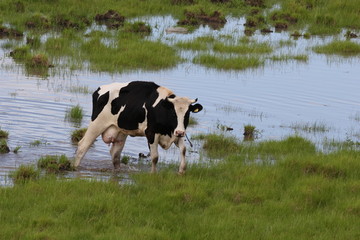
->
{"left": 75, "top": 121, "right": 109, "bottom": 168}
{"left": 110, "top": 133, "right": 127, "bottom": 169}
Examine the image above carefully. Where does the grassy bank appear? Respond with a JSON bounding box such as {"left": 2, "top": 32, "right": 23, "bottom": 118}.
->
{"left": 1, "top": 136, "right": 359, "bottom": 239}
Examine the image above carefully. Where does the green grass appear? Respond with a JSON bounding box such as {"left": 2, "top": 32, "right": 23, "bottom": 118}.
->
{"left": 213, "top": 41, "right": 273, "bottom": 54}
{"left": 9, "top": 165, "right": 40, "bottom": 184}
{"left": 192, "top": 133, "right": 241, "bottom": 158}
{"left": 68, "top": 85, "right": 91, "bottom": 94}
{"left": 268, "top": 0, "right": 360, "bottom": 33}
{"left": 188, "top": 116, "right": 198, "bottom": 126}
{"left": 194, "top": 54, "right": 264, "bottom": 70}
{"left": 313, "top": 41, "right": 360, "bottom": 56}
{"left": 175, "top": 36, "right": 216, "bottom": 51}
{"left": 71, "top": 128, "right": 87, "bottom": 144}
{"left": 1, "top": 135, "right": 359, "bottom": 239}
{"left": 269, "top": 54, "right": 309, "bottom": 62}
{"left": 81, "top": 33, "right": 181, "bottom": 73}
{"left": 65, "top": 104, "right": 83, "bottom": 124}
{"left": 0, "top": 128, "right": 9, "bottom": 139}
{"left": 37, "top": 155, "right": 75, "bottom": 173}
{"left": 0, "top": 139, "right": 10, "bottom": 153}
{"left": 29, "top": 140, "right": 43, "bottom": 147}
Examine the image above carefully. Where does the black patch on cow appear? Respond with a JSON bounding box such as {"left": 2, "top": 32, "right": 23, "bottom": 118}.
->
{"left": 91, "top": 88, "right": 110, "bottom": 121}
{"left": 184, "top": 110, "right": 191, "bottom": 129}
{"left": 111, "top": 81, "right": 160, "bottom": 130}
{"left": 146, "top": 99, "right": 178, "bottom": 140}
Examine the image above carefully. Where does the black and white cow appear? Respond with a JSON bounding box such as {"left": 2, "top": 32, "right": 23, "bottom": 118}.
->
{"left": 75, "top": 81, "right": 203, "bottom": 174}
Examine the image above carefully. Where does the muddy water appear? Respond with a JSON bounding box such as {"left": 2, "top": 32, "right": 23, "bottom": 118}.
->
{"left": 1, "top": 16, "right": 360, "bottom": 186}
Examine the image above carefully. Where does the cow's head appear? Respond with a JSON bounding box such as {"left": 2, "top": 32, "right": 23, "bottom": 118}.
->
{"left": 167, "top": 97, "right": 203, "bottom": 137}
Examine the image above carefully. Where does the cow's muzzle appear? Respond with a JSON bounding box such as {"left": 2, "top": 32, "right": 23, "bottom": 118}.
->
{"left": 175, "top": 130, "right": 185, "bottom": 137}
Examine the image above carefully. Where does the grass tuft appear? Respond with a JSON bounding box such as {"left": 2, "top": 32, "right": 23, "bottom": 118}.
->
{"left": 37, "top": 155, "right": 75, "bottom": 173}
{"left": 10, "top": 165, "right": 39, "bottom": 184}
{"left": 0, "top": 128, "right": 9, "bottom": 139}
{"left": 193, "top": 54, "right": 264, "bottom": 70}
{"left": 71, "top": 128, "right": 87, "bottom": 144}
{"left": 0, "top": 139, "right": 10, "bottom": 153}
{"left": 313, "top": 41, "right": 360, "bottom": 56}
{"left": 193, "top": 133, "right": 241, "bottom": 158}
{"left": 65, "top": 104, "right": 83, "bottom": 124}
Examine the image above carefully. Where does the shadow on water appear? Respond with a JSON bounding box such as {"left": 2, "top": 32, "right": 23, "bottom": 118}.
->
{"left": 1, "top": 16, "right": 360, "bottom": 185}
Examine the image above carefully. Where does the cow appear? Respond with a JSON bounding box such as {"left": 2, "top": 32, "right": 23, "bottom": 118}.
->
{"left": 74, "top": 81, "right": 203, "bottom": 174}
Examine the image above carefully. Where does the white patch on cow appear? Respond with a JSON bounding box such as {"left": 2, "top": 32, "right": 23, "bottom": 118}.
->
{"left": 98, "top": 82, "right": 129, "bottom": 99}
{"left": 168, "top": 97, "right": 196, "bottom": 136}
{"left": 152, "top": 86, "right": 174, "bottom": 107}
{"left": 137, "top": 103, "right": 148, "bottom": 133}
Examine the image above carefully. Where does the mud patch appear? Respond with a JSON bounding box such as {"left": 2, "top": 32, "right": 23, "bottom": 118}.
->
{"left": 178, "top": 9, "right": 227, "bottom": 29}
{"left": 0, "top": 26, "right": 23, "bottom": 38}
{"left": 95, "top": 10, "right": 125, "bottom": 29}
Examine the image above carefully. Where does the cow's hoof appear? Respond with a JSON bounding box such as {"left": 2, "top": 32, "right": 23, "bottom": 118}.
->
{"left": 113, "top": 163, "right": 121, "bottom": 169}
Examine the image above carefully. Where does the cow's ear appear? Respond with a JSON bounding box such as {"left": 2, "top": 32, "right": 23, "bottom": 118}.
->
{"left": 190, "top": 103, "right": 203, "bottom": 113}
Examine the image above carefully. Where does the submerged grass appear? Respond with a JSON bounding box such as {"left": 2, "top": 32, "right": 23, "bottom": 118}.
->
{"left": 1, "top": 135, "right": 359, "bottom": 239}
{"left": 269, "top": 54, "right": 309, "bottom": 62}
{"left": 290, "top": 121, "right": 330, "bottom": 133}
{"left": 313, "top": 40, "right": 360, "bottom": 56}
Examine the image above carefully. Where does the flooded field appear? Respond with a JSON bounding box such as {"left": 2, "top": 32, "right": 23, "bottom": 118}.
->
{"left": 1, "top": 16, "right": 360, "bottom": 185}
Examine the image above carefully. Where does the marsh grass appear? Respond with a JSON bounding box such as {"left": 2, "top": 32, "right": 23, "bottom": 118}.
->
{"left": 194, "top": 54, "right": 264, "bottom": 70}
{"left": 268, "top": 0, "right": 360, "bottom": 34}
{"left": 37, "top": 155, "right": 75, "bottom": 173}
{"left": 269, "top": 54, "right": 308, "bottom": 62}
{"left": 29, "top": 140, "right": 43, "bottom": 147}
{"left": 121, "top": 155, "right": 130, "bottom": 165}
{"left": 192, "top": 133, "right": 241, "bottom": 158}
{"left": 175, "top": 36, "right": 216, "bottom": 51}
{"left": 71, "top": 128, "right": 87, "bottom": 144}
{"left": 0, "top": 139, "right": 10, "bottom": 153}
{"left": 65, "top": 104, "right": 83, "bottom": 124}
{"left": 10, "top": 165, "right": 39, "bottom": 184}
{"left": 188, "top": 117, "right": 198, "bottom": 126}
{"left": 243, "top": 124, "right": 257, "bottom": 141}
{"left": 68, "top": 85, "right": 91, "bottom": 94}
{"left": 80, "top": 33, "right": 181, "bottom": 72}
{"left": 213, "top": 41, "right": 273, "bottom": 54}
{"left": 0, "top": 128, "right": 9, "bottom": 139}
{"left": 313, "top": 41, "right": 360, "bottom": 56}
{"left": 290, "top": 121, "right": 330, "bottom": 133}
{"left": 1, "top": 135, "right": 359, "bottom": 239}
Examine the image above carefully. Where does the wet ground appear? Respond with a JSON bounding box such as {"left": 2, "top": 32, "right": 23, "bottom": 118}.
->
{"left": 1, "top": 16, "right": 359, "bottom": 186}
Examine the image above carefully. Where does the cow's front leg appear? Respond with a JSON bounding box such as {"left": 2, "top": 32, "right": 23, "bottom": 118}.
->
{"left": 110, "top": 133, "right": 127, "bottom": 169}
{"left": 148, "top": 135, "right": 159, "bottom": 173}
{"left": 175, "top": 137, "right": 187, "bottom": 174}
{"left": 75, "top": 121, "right": 109, "bottom": 168}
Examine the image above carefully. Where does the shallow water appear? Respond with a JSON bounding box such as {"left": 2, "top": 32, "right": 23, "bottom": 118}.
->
{"left": 1, "top": 16, "right": 360, "bottom": 186}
